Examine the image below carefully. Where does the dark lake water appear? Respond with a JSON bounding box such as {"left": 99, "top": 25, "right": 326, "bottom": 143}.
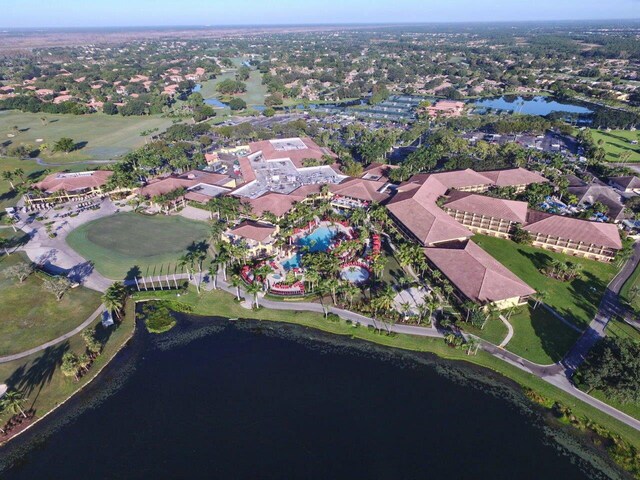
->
{"left": 0, "top": 316, "right": 628, "bottom": 479}
{"left": 473, "top": 96, "right": 593, "bottom": 116}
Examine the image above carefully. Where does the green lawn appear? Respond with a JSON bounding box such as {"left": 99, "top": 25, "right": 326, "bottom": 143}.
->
{"left": 66, "top": 212, "right": 211, "bottom": 280}
{"left": 620, "top": 260, "right": 640, "bottom": 313}
{"left": 462, "top": 316, "right": 509, "bottom": 346}
{"left": 473, "top": 235, "right": 617, "bottom": 328}
{"left": 506, "top": 305, "right": 581, "bottom": 364}
{"left": 0, "top": 111, "right": 173, "bottom": 162}
{"left": 590, "top": 129, "right": 640, "bottom": 163}
{"left": 0, "top": 252, "right": 102, "bottom": 356}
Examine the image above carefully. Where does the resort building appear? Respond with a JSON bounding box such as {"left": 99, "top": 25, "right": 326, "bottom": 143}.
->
{"left": 223, "top": 220, "right": 280, "bottom": 260}
{"left": 424, "top": 240, "right": 535, "bottom": 309}
{"left": 137, "top": 170, "right": 235, "bottom": 209}
{"left": 524, "top": 211, "right": 622, "bottom": 262}
{"left": 386, "top": 176, "right": 474, "bottom": 247}
{"left": 478, "top": 167, "right": 548, "bottom": 193}
{"left": 442, "top": 192, "right": 528, "bottom": 238}
{"left": 233, "top": 137, "right": 345, "bottom": 199}
{"left": 361, "top": 162, "right": 399, "bottom": 182}
{"left": 26, "top": 170, "right": 115, "bottom": 206}
{"left": 329, "top": 177, "right": 392, "bottom": 209}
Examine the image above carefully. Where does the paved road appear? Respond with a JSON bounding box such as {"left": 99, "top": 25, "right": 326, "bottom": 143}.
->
{"left": 562, "top": 241, "right": 640, "bottom": 374}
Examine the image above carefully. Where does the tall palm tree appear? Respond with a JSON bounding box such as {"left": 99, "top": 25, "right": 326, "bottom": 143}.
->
{"left": 246, "top": 281, "right": 262, "bottom": 308}
{"left": 230, "top": 274, "right": 243, "bottom": 301}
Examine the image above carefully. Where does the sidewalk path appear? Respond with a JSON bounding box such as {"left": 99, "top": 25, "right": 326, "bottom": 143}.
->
{"left": 0, "top": 305, "right": 104, "bottom": 364}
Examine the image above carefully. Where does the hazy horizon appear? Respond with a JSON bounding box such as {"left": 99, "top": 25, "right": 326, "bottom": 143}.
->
{"left": 2, "top": 0, "right": 639, "bottom": 29}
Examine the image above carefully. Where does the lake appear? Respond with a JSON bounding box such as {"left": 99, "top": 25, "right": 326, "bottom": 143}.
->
{"left": 473, "top": 96, "right": 593, "bottom": 116}
{"left": 0, "top": 315, "right": 626, "bottom": 479}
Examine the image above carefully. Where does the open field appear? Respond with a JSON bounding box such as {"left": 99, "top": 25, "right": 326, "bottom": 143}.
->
{"left": 0, "top": 111, "right": 173, "bottom": 162}
{"left": 590, "top": 129, "right": 640, "bottom": 163}
{"left": 473, "top": 235, "right": 617, "bottom": 328}
{"left": 0, "top": 252, "right": 102, "bottom": 356}
{"left": 460, "top": 316, "right": 509, "bottom": 346}
{"left": 66, "top": 212, "right": 211, "bottom": 279}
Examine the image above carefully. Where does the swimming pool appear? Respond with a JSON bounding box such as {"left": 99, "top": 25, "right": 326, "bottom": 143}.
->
{"left": 298, "top": 226, "right": 337, "bottom": 252}
{"left": 282, "top": 254, "right": 301, "bottom": 271}
{"left": 341, "top": 265, "right": 370, "bottom": 284}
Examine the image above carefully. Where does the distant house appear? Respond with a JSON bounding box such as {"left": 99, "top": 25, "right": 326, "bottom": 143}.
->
{"left": 479, "top": 167, "right": 548, "bottom": 193}
{"left": 568, "top": 183, "right": 626, "bottom": 223}
{"left": 223, "top": 220, "right": 279, "bottom": 259}
{"left": 609, "top": 176, "right": 640, "bottom": 194}
{"left": 424, "top": 240, "right": 535, "bottom": 309}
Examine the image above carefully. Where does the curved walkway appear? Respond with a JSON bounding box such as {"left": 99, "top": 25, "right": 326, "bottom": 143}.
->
{"left": 0, "top": 304, "right": 104, "bottom": 364}
{"left": 497, "top": 315, "right": 514, "bottom": 348}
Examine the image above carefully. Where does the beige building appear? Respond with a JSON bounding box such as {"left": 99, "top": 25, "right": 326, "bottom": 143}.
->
{"left": 442, "top": 192, "right": 529, "bottom": 239}
{"left": 26, "top": 170, "right": 115, "bottom": 206}
{"left": 223, "top": 221, "right": 280, "bottom": 259}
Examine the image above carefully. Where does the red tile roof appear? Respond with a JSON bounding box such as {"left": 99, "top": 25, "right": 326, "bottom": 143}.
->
{"left": 524, "top": 211, "right": 622, "bottom": 249}
{"left": 34, "top": 170, "right": 112, "bottom": 193}
{"left": 245, "top": 137, "right": 337, "bottom": 169}
{"left": 229, "top": 221, "right": 277, "bottom": 243}
{"left": 443, "top": 191, "right": 528, "bottom": 224}
{"left": 330, "top": 178, "right": 390, "bottom": 203}
{"left": 479, "top": 167, "right": 548, "bottom": 187}
{"left": 424, "top": 241, "right": 535, "bottom": 303}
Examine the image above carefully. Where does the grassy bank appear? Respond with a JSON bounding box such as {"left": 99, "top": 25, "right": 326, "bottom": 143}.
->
{"left": 133, "top": 286, "right": 640, "bottom": 451}
{"left": 0, "top": 302, "right": 136, "bottom": 438}
{"left": 589, "top": 129, "right": 640, "bottom": 163}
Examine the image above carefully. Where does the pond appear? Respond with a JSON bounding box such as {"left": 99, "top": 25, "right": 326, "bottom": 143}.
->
{"left": 0, "top": 316, "right": 626, "bottom": 479}
{"left": 472, "top": 96, "right": 593, "bottom": 116}
{"left": 193, "top": 84, "right": 229, "bottom": 108}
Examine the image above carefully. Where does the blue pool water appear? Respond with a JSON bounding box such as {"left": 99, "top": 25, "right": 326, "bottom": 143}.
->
{"left": 341, "top": 266, "right": 370, "bottom": 283}
{"left": 282, "top": 254, "right": 301, "bottom": 271}
{"left": 298, "top": 226, "right": 337, "bottom": 253}
{"left": 205, "top": 98, "right": 229, "bottom": 108}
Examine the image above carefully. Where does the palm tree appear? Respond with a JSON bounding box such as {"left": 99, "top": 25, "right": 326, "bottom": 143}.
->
{"left": 531, "top": 291, "right": 547, "bottom": 310}
{"left": 230, "top": 274, "right": 243, "bottom": 301}
{"left": 209, "top": 257, "right": 220, "bottom": 289}
{"left": 324, "top": 277, "right": 342, "bottom": 305}
{"left": 1, "top": 171, "right": 15, "bottom": 190}
{"left": 466, "top": 337, "right": 481, "bottom": 356}
{"left": 246, "top": 281, "right": 262, "bottom": 308}
{"left": 426, "top": 298, "right": 440, "bottom": 326}
{"left": 1, "top": 390, "right": 27, "bottom": 418}
{"left": 399, "top": 301, "right": 412, "bottom": 321}
{"left": 102, "top": 282, "right": 126, "bottom": 319}
{"left": 343, "top": 283, "right": 360, "bottom": 310}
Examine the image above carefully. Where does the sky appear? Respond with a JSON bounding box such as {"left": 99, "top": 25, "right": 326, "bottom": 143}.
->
{"left": 1, "top": 0, "right": 639, "bottom": 28}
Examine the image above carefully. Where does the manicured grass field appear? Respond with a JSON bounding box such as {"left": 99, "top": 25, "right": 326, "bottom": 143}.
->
{"left": 461, "top": 316, "right": 509, "bottom": 346}
{"left": 473, "top": 235, "right": 617, "bottom": 328}
{"left": 506, "top": 306, "right": 581, "bottom": 365}
{"left": 0, "top": 111, "right": 173, "bottom": 162}
{"left": 0, "top": 252, "right": 102, "bottom": 356}
{"left": 66, "top": 212, "right": 211, "bottom": 280}
{"left": 590, "top": 129, "right": 640, "bottom": 163}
